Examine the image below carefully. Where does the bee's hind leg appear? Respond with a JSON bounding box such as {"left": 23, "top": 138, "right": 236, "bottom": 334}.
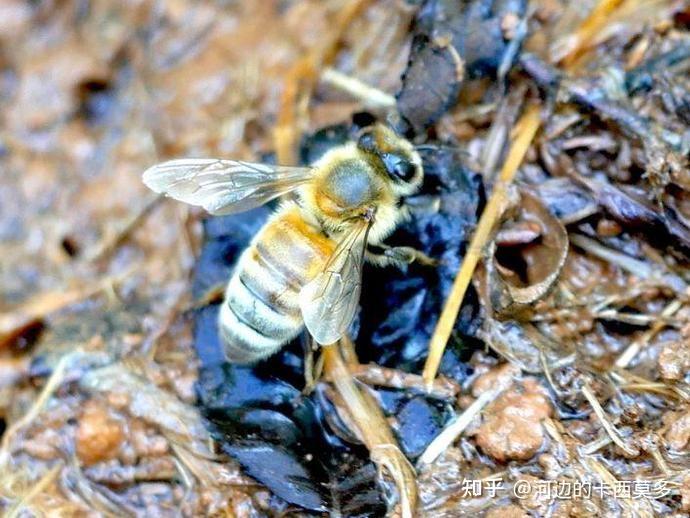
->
{"left": 302, "top": 332, "right": 324, "bottom": 394}
{"left": 366, "top": 244, "right": 437, "bottom": 270}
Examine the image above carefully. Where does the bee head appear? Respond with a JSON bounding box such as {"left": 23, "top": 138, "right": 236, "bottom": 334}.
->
{"left": 356, "top": 124, "right": 423, "bottom": 197}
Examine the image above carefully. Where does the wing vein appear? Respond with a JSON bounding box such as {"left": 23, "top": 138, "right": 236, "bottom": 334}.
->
{"left": 142, "top": 158, "right": 313, "bottom": 215}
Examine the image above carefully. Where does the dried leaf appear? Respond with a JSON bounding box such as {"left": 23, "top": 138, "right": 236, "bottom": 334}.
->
{"left": 484, "top": 188, "right": 569, "bottom": 316}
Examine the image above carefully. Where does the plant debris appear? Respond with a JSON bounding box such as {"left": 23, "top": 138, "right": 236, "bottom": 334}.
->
{"left": 1, "top": 0, "right": 689, "bottom": 516}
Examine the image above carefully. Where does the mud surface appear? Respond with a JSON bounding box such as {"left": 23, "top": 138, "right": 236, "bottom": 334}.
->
{"left": 1, "top": 0, "right": 689, "bottom": 516}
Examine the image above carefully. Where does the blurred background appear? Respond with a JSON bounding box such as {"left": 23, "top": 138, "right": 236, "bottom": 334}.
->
{"left": 0, "top": 0, "right": 413, "bottom": 305}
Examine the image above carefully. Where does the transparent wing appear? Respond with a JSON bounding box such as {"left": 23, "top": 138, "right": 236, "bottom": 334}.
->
{"left": 299, "top": 217, "right": 373, "bottom": 345}
{"left": 142, "top": 159, "right": 313, "bottom": 215}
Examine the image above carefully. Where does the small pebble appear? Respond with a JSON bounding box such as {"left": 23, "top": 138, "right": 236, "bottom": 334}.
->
{"left": 76, "top": 399, "right": 125, "bottom": 465}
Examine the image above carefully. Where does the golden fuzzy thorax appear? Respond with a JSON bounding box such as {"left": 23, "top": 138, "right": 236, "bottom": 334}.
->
{"left": 298, "top": 128, "right": 422, "bottom": 244}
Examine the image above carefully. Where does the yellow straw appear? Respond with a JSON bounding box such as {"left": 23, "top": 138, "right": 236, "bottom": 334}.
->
{"left": 422, "top": 103, "right": 542, "bottom": 386}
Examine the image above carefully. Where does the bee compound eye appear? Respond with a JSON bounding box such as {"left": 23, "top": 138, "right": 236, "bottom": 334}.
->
{"left": 382, "top": 153, "right": 416, "bottom": 183}
{"left": 394, "top": 160, "right": 416, "bottom": 182}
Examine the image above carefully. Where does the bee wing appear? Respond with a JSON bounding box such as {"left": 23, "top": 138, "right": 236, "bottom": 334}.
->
{"left": 299, "top": 217, "right": 373, "bottom": 345}
{"left": 142, "top": 159, "right": 313, "bottom": 215}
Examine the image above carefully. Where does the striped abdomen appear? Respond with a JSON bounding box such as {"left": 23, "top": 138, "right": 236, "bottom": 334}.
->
{"left": 218, "top": 206, "right": 335, "bottom": 363}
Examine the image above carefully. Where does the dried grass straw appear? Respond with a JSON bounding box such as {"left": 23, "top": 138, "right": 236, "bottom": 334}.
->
{"left": 323, "top": 343, "right": 417, "bottom": 518}
{"left": 422, "top": 103, "right": 542, "bottom": 386}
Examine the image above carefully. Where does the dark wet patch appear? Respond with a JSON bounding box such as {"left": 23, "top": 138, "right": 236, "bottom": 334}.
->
{"left": 395, "top": 396, "right": 448, "bottom": 459}
{"left": 396, "top": 0, "right": 527, "bottom": 133}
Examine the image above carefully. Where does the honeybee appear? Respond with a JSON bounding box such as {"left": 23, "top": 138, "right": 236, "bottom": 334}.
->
{"left": 143, "top": 123, "right": 431, "bottom": 363}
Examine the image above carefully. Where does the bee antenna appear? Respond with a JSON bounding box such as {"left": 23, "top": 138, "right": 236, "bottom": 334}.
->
{"left": 414, "top": 144, "right": 468, "bottom": 158}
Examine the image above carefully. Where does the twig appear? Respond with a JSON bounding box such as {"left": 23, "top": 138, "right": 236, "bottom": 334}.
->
{"left": 569, "top": 234, "right": 655, "bottom": 276}
{"left": 521, "top": 53, "right": 687, "bottom": 152}
{"left": 323, "top": 342, "right": 417, "bottom": 518}
{"left": 339, "top": 334, "right": 360, "bottom": 366}
{"left": 417, "top": 386, "right": 502, "bottom": 467}
{"left": 142, "top": 285, "right": 190, "bottom": 361}
{"left": 645, "top": 438, "right": 672, "bottom": 476}
{"left": 275, "top": 0, "right": 373, "bottom": 165}
{"left": 610, "top": 369, "right": 690, "bottom": 401}
{"left": 480, "top": 85, "right": 526, "bottom": 180}
{"left": 594, "top": 309, "right": 680, "bottom": 327}
{"left": 542, "top": 417, "right": 566, "bottom": 445}
{"left": 86, "top": 194, "right": 163, "bottom": 262}
{"left": 569, "top": 234, "right": 686, "bottom": 292}
{"left": 580, "top": 435, "right": 613, "bottom": 455}
{"left": 615, "top": 299, "right": 683, "bottom": 368}
{"left": 1, "top": 268, "right": 137, "bottom": 346}
{"left": 0, "top": 352, "right": 80, "bottom": 466}
{"left": 321, "top": 68, "right": 396, "bottom": 111}
{"left": 556, "top": 0, "right": 624, "bottom": 69}
{"left": 170, "top": 443, "right": 224, "bottom": 489}
{"left": 422, "top": 103, "right": 541, "bottom": 386}
{"left": 63, "top": 461, "right": 138, "bottom": 517}
{"left": 584, "top": 457, "right": 654, "bottom": 518}
{"left": 347, "top": 363, "right": 459, "bottom": 399}
{"left": 5, "top": 463, "right": 63, "bottom": 518}
{"left": 581, "top": 381, "right": 638, "bottom": 457}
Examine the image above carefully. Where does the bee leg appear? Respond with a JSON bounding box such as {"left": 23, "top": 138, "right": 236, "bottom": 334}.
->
{"left": 403, "top": 194, "right": 442, "bottom": 215}
{"left": 385, "top": 246, "right": 438, "bottom": 267}
{"left": 366, "top": 245, "right": 437, "bottom": 269}
{"left": 302, "top": 332, "right": 323, "bottom": 394}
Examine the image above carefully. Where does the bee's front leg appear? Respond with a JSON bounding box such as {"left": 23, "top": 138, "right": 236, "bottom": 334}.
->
{"left": 366, "top": 244, "right": 437, "bottom": 269}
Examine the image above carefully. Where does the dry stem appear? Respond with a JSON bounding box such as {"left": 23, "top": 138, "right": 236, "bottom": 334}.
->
{"left": 5, "top": 463, "right": 63, "bottom": 518}
{"left": 323, "top": 342, "right": 417, "bottom": 518}
{"left": 422, "top": 103, "right": 542, "bottom": 386}
{"left": 321, "top": 67, "right": 396, "bottom": 111}
{"left": 417, "top": 386, "right": 502, "bottom": 466}
{"left": 581, "top": 381, "right": 638, "bottom": 457}
{"left": 0, "top": 351, "right": 81, "bottom": 466}
{"left": 558, "top": 0, "right": 625, "bottom": 69}
{"left": 86, "top": 194, "right": 162, "bottom": 262}
{"left": 0, "top": 268, "right": 136, "bottom": 345}
{"left": 615, "top": 299, "right": 683, "bottom": 368}
{"left": 275, "top": 0, "right": 373, "bottom": 165}
{"left": 348, "top": 363, "right": 459, "bottom": 399}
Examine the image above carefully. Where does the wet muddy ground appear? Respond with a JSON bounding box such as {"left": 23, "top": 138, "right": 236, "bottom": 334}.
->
{"left": 1, "top": 0, "right": 689, "bottom": 516}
